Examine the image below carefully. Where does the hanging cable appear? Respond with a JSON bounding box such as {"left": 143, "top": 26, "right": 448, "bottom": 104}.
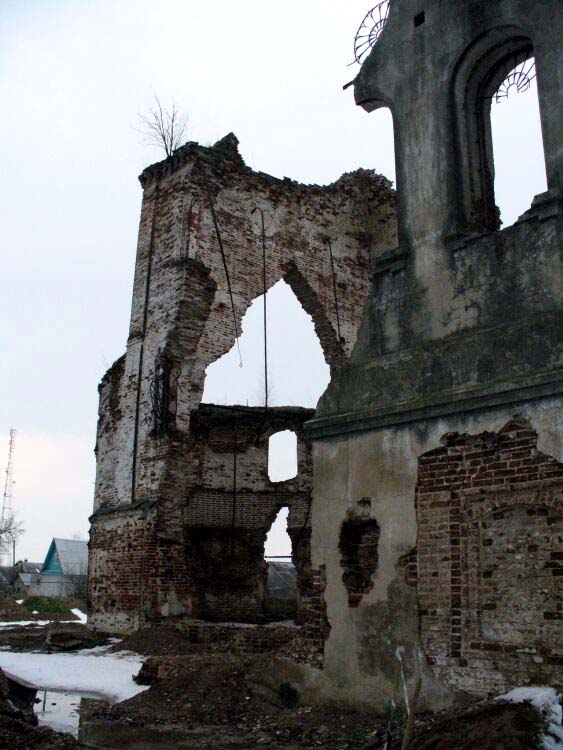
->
{"left": 205, "top": 183, "right": 243, "bottom": 367}
{"left": 231, "top": 426, "right": 238, "bottom": 557}
{"left": 251, "top": 207, "right": 268, "bottom": 410}
{"left": 326, "top": 238, "right": 343, "bottom": 363}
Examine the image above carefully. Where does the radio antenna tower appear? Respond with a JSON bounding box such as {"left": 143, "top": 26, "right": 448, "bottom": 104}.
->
{"left": 0, "top": 429, "right": 16, "bottom": 566}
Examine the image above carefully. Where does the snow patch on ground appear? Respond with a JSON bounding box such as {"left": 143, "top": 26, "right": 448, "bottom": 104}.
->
{"left": 0, "top": 651, "right": 147, "bottom": 704}
{"left": 0, "top": 610, "right": 86, "bottom": 629}
{"left": 0, "top": 620, "right": 53, "bottom": 628}
{"left": 498, "top": 686, "right": 562, "bottom": 749}
{"left": 77, "top": 637, "right": 122, "bottom": 655}
{"left": 71, "top": 608, "right": 87, "bottom": 624}
{"left": 15, "top": 599, "right": 23, "bottom": 605}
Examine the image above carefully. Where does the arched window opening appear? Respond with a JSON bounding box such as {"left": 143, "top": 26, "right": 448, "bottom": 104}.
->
{"left": 202, "top": 279, "right": 330, "bottom": 408}
{"left": 490, "top": 57, "right": 547, "bottom": 227}
{"left": 268, "top": 430, "right": 297, "bottom": 483}
{"left": 453, "top": 33, "right": 548, "bottom": 233}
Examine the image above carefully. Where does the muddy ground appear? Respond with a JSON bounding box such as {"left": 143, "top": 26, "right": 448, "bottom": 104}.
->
{"left": 95, "top": 623, "right": 551, "bottom": 750}
{"left": 88, "top": 652, "right": 549, "bottom": 749}
{"left": 0, "top": 619, "right": 555, "bottom": 749}
{"left": 0, "top": 621, "right": 109, "bottom": 652}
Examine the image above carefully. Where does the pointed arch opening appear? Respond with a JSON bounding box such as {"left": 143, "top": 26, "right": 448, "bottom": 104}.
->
{"left": 201, "top": 278, "right": 330, "bottom": 408}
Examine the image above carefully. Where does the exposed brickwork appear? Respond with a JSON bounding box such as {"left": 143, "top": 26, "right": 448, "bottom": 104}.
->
{"left": 88, "top": 507, "right": 161, "bottom": 632}
{"left": 89, "top": 134, "right": 396, "bottom": 636}
{"left": 415, "top": 416, "right": 562, "bottom": 695}
{"left": 292, "top": 567, "right": 329, "bottom": 668}
{"left": 338, "top": 519, "right": 380, "bottom": 607}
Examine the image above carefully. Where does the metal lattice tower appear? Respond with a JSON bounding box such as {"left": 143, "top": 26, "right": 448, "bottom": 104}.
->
{"left": 0, "top": 429, "right": 16, "bottom": 566}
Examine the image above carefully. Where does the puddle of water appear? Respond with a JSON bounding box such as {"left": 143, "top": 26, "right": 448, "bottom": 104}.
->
{"left": 34, "top": 688, "right": 107, "bottom": 736}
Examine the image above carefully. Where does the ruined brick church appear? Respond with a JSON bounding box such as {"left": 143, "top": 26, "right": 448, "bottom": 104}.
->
{"left": 89, "top": 0, "right": 561, "bottom": 709}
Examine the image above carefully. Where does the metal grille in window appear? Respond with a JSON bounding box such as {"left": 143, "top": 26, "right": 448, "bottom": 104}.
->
{"left": 149, "top": 359, "right": 179, "bottom": 436}
{"left": 352, "top": 1, "right": 391, "bottom": 65}
{"left": 489, "top": 53, "right": 537, "bottom": 103}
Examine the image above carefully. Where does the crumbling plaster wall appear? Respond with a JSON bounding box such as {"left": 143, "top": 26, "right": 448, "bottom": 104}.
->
{"left": 89, "top": 136, "right": 397, "bottom": 632}
{"left": 306, "top": 401, "right": 560, "bottom": 710}
{"left": 297, "top": 0, "right": 562, "bottom": 711}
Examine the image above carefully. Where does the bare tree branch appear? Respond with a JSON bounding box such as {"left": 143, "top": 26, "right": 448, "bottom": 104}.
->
{"left": 137, "top": 95, "right": 188, "bottom": 158}
{"left": 67, "top": 559, "right": 88, "bottom": 601}
{"left": 0, "top": 512, "right": 24, "bottom": 547}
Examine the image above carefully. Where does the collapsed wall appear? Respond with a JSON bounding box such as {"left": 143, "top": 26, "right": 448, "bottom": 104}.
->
{"left": 88, "top": 134, "right": 397, "bottom": 633}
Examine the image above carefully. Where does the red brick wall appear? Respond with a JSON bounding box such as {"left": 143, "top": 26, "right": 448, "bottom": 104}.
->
{"left": 292, "top": 567, "right": 329, "bottom": 668}
{"left": 414, "top": 416, "right": 562, "bottom": 695}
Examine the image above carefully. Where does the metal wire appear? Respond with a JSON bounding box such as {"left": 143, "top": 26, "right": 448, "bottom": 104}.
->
{"left": 205, "top": 184, "right": 243, "bottom": 367}
{"left": 132, "top": 183, "right": 159, "bottom": 503}
{"left": 352, "top": 1, "right": 391, "bottom": 65}
{"left": 230, "top": 428, "right": 238, "bottom": 556}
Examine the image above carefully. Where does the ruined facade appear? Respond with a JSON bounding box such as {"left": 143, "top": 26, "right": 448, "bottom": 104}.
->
{"left": 89, "top": 135, "right": 396, "bottom": 632}
{"left": 306, "top": 0, "right": 561, "bottom": 709}
{"left": 90, "top": 0, "right": 561, "bottom": 713}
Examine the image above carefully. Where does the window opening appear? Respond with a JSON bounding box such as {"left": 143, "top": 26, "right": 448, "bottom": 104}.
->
{"left": 489, "top": 57, "right": 547, "bottom": 227}
{"left": 265, "top": 506, "right": 292, "bottom": 558}
{"left": 339, "top": 518, "right": 380, "bottom": 607}
{"left": 202, "top": 279, "right": 330, "bottom": 408}
{"left": 264, "top": 507, "right": 296, "bottom": 620}
{"left": 414, "top": 12, "right": 425, "bottom": 27}
{"left": 268, "top": 430, "right": 297, "bottom": 483}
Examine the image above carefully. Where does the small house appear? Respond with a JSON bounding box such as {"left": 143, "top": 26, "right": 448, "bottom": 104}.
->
{"left": 39, "top": 538, "right": 88, "bottom": 598}
{"left": 0, "top": 561, "right": 42, "bottom": 596}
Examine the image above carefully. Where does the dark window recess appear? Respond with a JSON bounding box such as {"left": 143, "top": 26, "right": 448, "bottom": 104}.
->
{"left": 414, "top": 11, "right": 425, "bottom": 27}
{"left": 149, "top": 358, "right": 179, "bottom": 436}
{"left": 339, "top": 519, "right": 380, "bottom": 607}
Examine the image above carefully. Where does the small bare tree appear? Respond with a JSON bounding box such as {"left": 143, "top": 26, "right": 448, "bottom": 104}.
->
{"left": 0, "top": 513, "right": 23, "bottom": 575}
{"left": 67, "top": 560, "right": 88, "bottom": 602}
{"left": 137, "top": 96, "right": 188, "bottom": 157}
{"left": 0, "top": 512, "right": 23, "bottom": 550}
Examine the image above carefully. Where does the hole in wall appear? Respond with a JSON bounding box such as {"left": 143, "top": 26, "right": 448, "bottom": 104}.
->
{"left": 268, "top": 431, "right": 297, "bottom": 483}
{"left": 339, "top": 518, "right": 380, "bottom": 607}
{"left": 414, "top": 11, "right": 425, "bottom": 27}
{"left": 202, "top": 279, "right": 330, "bottom": 408}
{"left": 490, "top": 58, "right": 547, "bottom": 227}
{"left": 264, "top": 507, "right": 296, "bottom": 621}
{"left": 265, "top": 506, "right": 292, "bottom": 558}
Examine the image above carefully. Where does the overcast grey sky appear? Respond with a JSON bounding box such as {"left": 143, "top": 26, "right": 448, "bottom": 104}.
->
{"left": 1, "top": 1, "right": 546, "bottom": 561}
